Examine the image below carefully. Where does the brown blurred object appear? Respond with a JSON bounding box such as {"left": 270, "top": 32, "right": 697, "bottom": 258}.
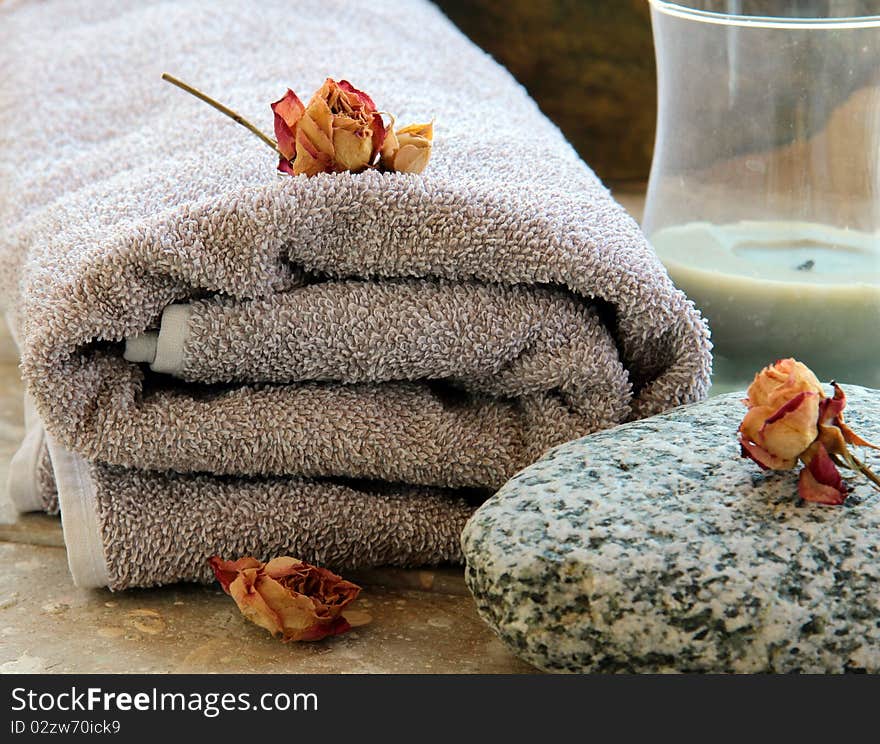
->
{"left": 435, "top": 0, "right": 656, "bottom": 185}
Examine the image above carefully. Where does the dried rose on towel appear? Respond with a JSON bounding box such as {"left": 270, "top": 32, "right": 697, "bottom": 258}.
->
{"left": 381, "top": 120, "right": 434, "bottom": 175}
{"left": 271, "top": 79, "right": 385, "bottom": 175}
{"left": 738, "top": 358, "right": 880, "bottom": 505}
{"left": 162, "top": 73, "right": 433, "bottom": 176}
{"left": 209, "top": 556, "right": 364, "bottom": 642}
{"left": 271, "top": 79, "right": 433, "bottom": 175}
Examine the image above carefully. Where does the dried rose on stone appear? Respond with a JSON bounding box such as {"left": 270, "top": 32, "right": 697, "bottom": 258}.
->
{"left": 209, "top": 556, "right": 362, "bottom": 642}
{"left": 738, "top": 358, "right": 879, "bottom": 505}
{"left": 380, "top": 121, "right": 434, "bottom": 174}
{"left": 272, "top": 78, "right": 386, "bottom": 176}
{"left": 739, "top": 358, "right": 824, "bottom": 470}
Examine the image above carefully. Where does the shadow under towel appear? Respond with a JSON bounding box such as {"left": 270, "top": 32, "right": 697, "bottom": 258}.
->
{"left": 0, "top": 0, "right": 711, "bottom": 589}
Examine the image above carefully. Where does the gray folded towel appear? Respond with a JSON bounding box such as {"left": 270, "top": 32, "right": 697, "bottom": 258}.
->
{"left": 0, "top": 0, "right": 711, "bottom": 589}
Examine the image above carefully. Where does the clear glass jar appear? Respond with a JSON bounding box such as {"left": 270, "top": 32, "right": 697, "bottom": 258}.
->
{"left": 643, "top": 0, "right": 880, "bottom": 391}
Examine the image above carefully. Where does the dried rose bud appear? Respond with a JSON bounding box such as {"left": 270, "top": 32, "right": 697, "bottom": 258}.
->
{"left": 738, "top": 358, "right": 880, "bottom": 505}
{"left": 209, "top": 556, "right": 362, "bottom": 642}
{"left": 738, "top": 358, "right": 824, "bottom": 470}
{"left": 271, "top": 78, "right": 385, "bottom": 176}
{"left": 381, "top": 121, "right": 433, "bottom": 174}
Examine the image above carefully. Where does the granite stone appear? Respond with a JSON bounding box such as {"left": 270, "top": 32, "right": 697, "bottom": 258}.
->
{"left": 462, "top": 387, "right": 880, "bottom": 673}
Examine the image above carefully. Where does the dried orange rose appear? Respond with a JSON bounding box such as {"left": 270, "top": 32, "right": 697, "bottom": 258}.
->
{"left": 739, "top": 359, "right": 823, "bottom": 470}
{"left": 209, "top": 556, "right": 362, "bottom": 642}
{"left": 272, "top": 78, "right": 385, "bottom": 176}
{"left": 162, "top": 73, "right": 433, "bottom": 178}
{"left": 380, "top": 121, "right": 434, "bottom": 174}
{"left": 738, "top": 359, "right": 880, "bottom": 505}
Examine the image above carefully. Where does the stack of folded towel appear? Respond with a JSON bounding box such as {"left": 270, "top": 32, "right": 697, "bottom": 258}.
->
{"left": 0, "top": 0, "right": 711, "bottom": 590}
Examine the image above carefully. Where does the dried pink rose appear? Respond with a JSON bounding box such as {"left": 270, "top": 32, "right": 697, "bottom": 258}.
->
{"left": 272, "top": 78, "right": 386, "bottom": 176}
{"left": 738, "top": 358, "right": 879, "bottom": 505}
{"left": 209, "top": 556, "right": 362, "bottom": 642}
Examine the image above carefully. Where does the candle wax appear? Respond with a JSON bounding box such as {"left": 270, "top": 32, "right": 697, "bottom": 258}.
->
{"left": 651, "top": 221, "right": 880, "bottom": 388}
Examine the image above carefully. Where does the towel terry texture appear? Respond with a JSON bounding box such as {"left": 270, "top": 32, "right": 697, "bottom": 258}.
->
{"left": 0, "top": 0, "right": 712, "bottom": 589}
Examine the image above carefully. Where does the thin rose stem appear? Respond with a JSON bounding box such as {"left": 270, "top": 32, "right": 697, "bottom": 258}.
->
{"left": 161, "top": 73, "right": 280, "bottom": 155}
{"left": 851, "top": 452, "right": 880, "bottom": 490}
{"left": 823, "top": 448, "right": 879, "bottom": 490}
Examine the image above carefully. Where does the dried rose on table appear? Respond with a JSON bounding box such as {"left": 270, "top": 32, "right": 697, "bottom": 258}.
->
{"left": 162, "top": 73, "right": 433, "bottom": 176}
{"left": 209, "top": 556, "right": 364, "bottom": 642}
{"left": 738, "top": 358, "right": 880, "bottom": 505}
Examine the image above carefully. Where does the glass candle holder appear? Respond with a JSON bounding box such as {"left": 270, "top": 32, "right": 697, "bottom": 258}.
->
{"left": 643, "top": 0, "right": 880, "bottom": 390}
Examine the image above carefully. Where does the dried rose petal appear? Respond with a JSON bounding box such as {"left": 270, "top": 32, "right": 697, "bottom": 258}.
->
{"left": 209, "top": 556, "right": 362, "bottom": 642}
{"left": 822, "top": 383, "right": 880, "bottom": 451}
{"left": 210, "top": 556, "right": 262, "bottom": 592}
{"left": 758, "top": 391, "right": 821, "bottom": 461}
{"left": 270, "top": 89, "right": 305, "bottom": 170}
{"left": 740, "top": 437, "right": 793, "bottom": 471}
{"left": 746, "top": 358, "right": 824, "bottom": 411}
{"left": 337, "top": 79, "right": 385, "bottom": 156}
{"left": 739, "top": 406, "right": 797, "bottom": 471}
{"left": 738, "top": 396, "right": 818, "bottom": 472}
{"left": 798, "top": 442, "right": 847, "bottom": 505}
{"left": 295, "top": 125, "right": 332, "bottom": 177}
{"left": 333, "top": 121, "right": 374, "bottom": 171}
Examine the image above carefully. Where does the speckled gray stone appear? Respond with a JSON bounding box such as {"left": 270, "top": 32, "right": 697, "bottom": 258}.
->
{"left": 462, "top": 387, "right": 880, "bottom": 673}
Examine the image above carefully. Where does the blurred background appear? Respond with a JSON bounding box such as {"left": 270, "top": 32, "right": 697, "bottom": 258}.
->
{"left": 436, "top": 0, "right": 655, "bottom": 187}
{"left": 436, "top": 0, "right": 880, "bottom": 188}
